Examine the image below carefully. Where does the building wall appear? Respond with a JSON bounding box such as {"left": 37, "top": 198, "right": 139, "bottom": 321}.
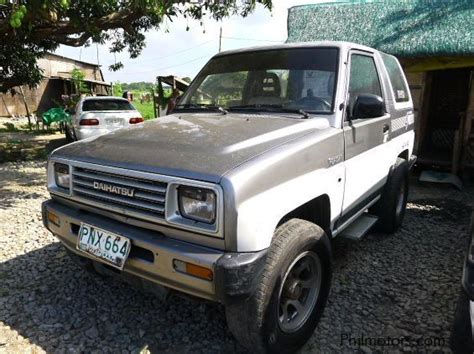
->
{"left": 0, "top": 54, "right": 107, "bottom": 117}
{"left": 38, "top": 53, "right": 102, "bottom": 81}
{"left": 0, "top": 81, "right": 47, "bottom": 117}
{"left": 403, "top": 60, "right": 474, "bottom": 172}
{"left": 404, "top": 71, "right": 427, "bottom": 154}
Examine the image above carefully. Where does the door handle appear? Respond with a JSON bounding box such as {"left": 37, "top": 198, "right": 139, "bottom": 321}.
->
{"left": 383, "top": 124, "right": 389, "bottom": 133}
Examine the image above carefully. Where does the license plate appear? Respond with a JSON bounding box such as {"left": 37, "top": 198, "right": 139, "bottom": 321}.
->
{"left": 106, "top": 118, "right": 123, "bottom": 126}
{"left": 77, "top": 223, "right": 131, "bottom": 270}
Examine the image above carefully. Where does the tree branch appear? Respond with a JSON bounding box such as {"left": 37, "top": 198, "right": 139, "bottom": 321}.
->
{"left": 53, "top": 32, "right": 92, "bottom": 47}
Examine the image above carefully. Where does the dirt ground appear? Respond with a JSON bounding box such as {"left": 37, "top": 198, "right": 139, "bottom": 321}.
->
{"left": 0, "top": 117, "right": 65, "bottom": 163}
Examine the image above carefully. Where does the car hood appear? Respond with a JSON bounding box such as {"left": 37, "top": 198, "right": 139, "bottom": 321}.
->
{"left": 53, "top": 113, "right": 329, "bottom": 183}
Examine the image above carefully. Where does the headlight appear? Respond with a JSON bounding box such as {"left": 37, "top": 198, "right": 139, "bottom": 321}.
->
{"left": 178, "top": 186, "right": 216, "bottom": 223}
{"left": 54, "top": 163, "right": 70, "bottom": 190}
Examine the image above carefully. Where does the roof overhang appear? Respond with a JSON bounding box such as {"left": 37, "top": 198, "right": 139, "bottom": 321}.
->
{"left": 50, "top": 76, "right": 111, "bottom": 86}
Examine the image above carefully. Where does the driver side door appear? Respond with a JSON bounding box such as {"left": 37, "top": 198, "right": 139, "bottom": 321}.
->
{"left": 341, "top": 51, "right": 392, "bottom": 221}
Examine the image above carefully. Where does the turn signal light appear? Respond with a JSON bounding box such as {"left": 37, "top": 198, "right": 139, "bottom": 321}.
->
{"left": 129, "top": 117, "right": 144, "bottom": 124}
{"left": 79, "top": 118, "right": 99, "bottom": 126}
{"left": 173, "top": 259, "right": 213, "bottom": 281}
{"left": 47, "top": 210, "right": 60, "bottom": 227}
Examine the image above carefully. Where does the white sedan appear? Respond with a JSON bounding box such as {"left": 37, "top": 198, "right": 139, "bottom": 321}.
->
{"left": 65, "top": 96, "right": 144, "bottom": 141}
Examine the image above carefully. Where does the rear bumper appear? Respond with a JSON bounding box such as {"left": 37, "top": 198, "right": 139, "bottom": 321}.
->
{"left": 42, "top": 199, "right": 265, "bottom": 303}
{"left": 75, "top": 127, "right": 113, "bottom": 140}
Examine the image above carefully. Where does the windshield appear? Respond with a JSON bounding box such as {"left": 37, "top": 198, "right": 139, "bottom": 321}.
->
{"left": 178, "top": 48, "right": 339, "bottom": 115}
{"left": 82, "top": 99, "right": 135, "bottom": 112}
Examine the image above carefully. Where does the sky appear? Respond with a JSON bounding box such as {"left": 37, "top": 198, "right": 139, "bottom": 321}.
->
{"left": 55, "top": 1, "right": 332, "bottom": 84}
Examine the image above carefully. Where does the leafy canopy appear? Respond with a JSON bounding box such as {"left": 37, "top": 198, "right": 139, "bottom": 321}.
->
{"left": 0, "top": 0, "right": 272, "bottom": 92}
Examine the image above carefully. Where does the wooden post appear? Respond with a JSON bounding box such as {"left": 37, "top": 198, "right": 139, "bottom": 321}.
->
{"left": 460, "top": 71, "right": 474, "bottom": 171}
{"left": 0, "top": 93, "right": 11, "bottom": 117}
{"left": 417, "top": 72, "right": 433, "bottom": 156}
{"left": 219, "top": 27, "right": 222, "bottom": 52}
{"left": 452, "top": 129, "right": 461, "bottom": 175}
{"left": 157, "top": 77, "right": 162, "bottom": 118}
{"left": 18, "top": 86, "right": 32, "bottom": 130}
{"left": 151, "top": 87, "right": 157, "bottom": 119}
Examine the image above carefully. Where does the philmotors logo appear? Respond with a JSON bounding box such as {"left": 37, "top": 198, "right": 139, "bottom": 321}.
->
{"left": 93, "top": 181, "right": 135, "bottom": 197}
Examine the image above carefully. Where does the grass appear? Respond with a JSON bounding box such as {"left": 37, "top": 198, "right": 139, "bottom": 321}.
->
{"left": 0, "top": 122, "right": 63, "bottom": 134}
{"left": 131, "top": 99, "right": 155, "bottom": 120}
{"left": 118, "top": 90, "right": 172, "bottom": 120}
{"left": 0, "top": 122, "right": 20, "bottom": 133}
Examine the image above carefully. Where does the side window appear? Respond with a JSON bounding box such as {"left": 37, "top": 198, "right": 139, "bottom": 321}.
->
{"left": 348, "top": 54, "right": 382, "bottom": 117}
{"left": 381, "top": 53, "right": 409, "bottom": 103}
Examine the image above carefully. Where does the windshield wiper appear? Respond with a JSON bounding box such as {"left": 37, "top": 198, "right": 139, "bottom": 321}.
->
{"left": 227, "top": 104, "right": 280, "bottom": 111}
{"left": 280, "top": 108, "right": 310, "bottom": 119}
{"left": 175, "top": 103, "right": 227, "bottom": 115}
{"left": 228, "top": 104, "right": 310, "bottom": 118}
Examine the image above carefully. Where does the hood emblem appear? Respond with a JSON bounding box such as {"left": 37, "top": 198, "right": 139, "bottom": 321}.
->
{"left": 93, "top": 181, "right": 135, "bottom": 197}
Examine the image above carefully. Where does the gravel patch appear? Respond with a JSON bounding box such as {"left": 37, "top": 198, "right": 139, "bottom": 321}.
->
{"left": 0, "top": 160, "right": 473, "bottom": 353}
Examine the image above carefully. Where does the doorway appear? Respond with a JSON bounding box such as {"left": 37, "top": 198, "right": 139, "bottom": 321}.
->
{"left": 419, "top": 67, "right": 472, "bottom": 167}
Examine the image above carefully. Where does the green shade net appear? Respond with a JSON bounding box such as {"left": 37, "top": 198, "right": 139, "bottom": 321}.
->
{"left": 287, "top": 0, "right": 474, "bottom": 57}
{"left": 42, "top": 108, "right": 70, "bottom": 125}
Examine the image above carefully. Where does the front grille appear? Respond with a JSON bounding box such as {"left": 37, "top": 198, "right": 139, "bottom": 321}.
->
{"left": 71, "top": 167, "right": 167, "bottom": 219}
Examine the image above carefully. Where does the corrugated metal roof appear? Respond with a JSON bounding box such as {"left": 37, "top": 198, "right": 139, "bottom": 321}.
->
{"left": 287, "top": 0, "right": 474, "bottom": 57}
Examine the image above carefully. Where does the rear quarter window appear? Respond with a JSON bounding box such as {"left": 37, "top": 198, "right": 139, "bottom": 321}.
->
{"left": 381, "top": 54, "right": 410, "bottom": 103}
{"left": 82, "top": 99, "right": 135, "bottom": 111}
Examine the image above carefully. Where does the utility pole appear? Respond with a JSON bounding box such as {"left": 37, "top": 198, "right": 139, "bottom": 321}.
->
{"left": 219, "top": 26, "right": 222, "bottom": 52}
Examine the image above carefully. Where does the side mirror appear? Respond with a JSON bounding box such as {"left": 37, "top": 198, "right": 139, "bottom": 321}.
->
{"left": 352, "top": 94, "right": 385, "bottom": 119}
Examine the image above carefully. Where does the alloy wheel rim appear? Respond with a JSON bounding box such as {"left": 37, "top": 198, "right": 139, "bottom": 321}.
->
{"left": 277, "top": 250, "right": 322, "bottom": 333}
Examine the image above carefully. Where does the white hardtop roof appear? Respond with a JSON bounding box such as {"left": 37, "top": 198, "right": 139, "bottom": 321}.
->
{"left": 214, "top": 41, "right": 380, "bottom": 58}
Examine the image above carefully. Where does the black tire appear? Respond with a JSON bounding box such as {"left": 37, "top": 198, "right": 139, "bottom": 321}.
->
{"left": 65, "top": 247, "right": 96, "bottom": 274}
{"left": 65, "top": 124, "right": 76, "bottom": 143}
{"left": 226, "top": 219, "right": 332, "bottom": 353}
{"left": 450, "top": 288, "right": 474, "bottom": 353}
{"left": 372, "top": 157, "right": 409, "bottom": 233}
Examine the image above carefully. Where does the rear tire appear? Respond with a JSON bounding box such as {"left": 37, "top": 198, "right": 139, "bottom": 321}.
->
{"left": 65, "top": 124, "right": 76, "bottom": 143}
{"left": 372, "top": 157, "right": 409, "bottom": 233}
{"left": 226, "top": 219, "right": 332, "bottom": 353}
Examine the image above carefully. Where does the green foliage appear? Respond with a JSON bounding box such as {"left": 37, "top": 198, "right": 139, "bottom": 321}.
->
{"left": 132, "top": 99, "right": 155, "bottom": 120}
{"left": 121, "top": 82, "right": 156, "bottom": 92}
{"left": 71, "top": 68, "right": 89, "bottom": 94}
{"left": 111, "top": 86, "right": 161, "bottom": 119}
{"left": 0, "top": 0, "right": 273, "bottom": 92}
{"left": 0, "top": 122, "right": 20, "bottom": 133}
{"left": 112, "top": 81, "right": 124, "bottom": 97}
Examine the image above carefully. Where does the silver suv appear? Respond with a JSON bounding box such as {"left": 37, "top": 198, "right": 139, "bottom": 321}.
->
{"left": 42, "top": 42, "right": 416, "bottom": 352}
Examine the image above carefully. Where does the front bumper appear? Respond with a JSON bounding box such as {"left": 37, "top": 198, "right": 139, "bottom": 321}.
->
{"left": 42, "top": 199, "right": 265, "bottom": 303}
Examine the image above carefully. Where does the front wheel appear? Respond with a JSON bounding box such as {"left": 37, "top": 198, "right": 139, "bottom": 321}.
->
{"left": 226, "top": 219, "right": 332, "bottom": 353}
